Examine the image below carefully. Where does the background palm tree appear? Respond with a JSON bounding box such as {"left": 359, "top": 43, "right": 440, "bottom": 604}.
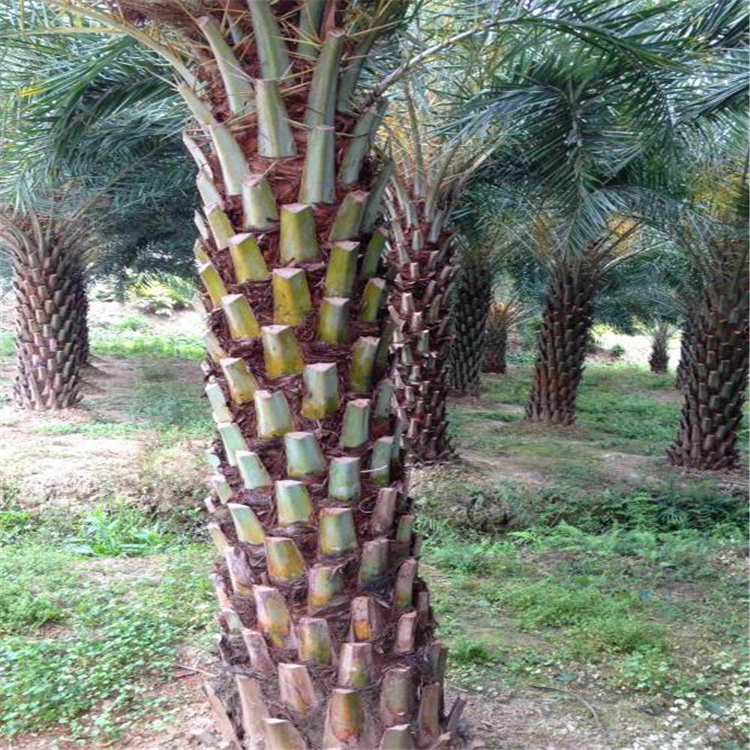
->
{"left": 483, "top": 284, "right": 531, "bottom": 375}
{"left": 666, "top": 133, "right": 749, "bottom": 471}
{"left": 1, "top": 20, "right": 193, "bottom": 409}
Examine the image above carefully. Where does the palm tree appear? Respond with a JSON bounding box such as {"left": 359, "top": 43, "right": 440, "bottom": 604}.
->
{"left": 382, "top": 83, "right": 501, "bottom": 457}
{"left": 667, "top": 138, "right": 749, "bottom": 470}
{"left": 13, "top": 1, "right": 473, "bottom": 745}
{"left": 1, "top": 22, "right": 193, "bottom": 409}
{"left": 0, "top": 201, "right": 91, "bottom": 408}
{"left": 646, "top": 319, "right": 676, "bottom": 373}
{"left": 483, "top": 286, "right": 530, "bottom": 375}
{"left": 448, "top": 236, "right": 496, "bottom": 396}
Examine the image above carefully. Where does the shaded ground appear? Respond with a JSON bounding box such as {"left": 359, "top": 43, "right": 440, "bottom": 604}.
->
{"left": 0, "top": 323, "right": 747, "bottom": 749}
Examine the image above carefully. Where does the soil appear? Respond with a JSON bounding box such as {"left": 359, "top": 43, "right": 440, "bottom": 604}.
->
{"left": 0, "top": 355, "right": 207, "bottom": 510}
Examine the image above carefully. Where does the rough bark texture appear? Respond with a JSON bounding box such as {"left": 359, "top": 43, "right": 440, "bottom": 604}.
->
{"left": 674, "top": 319, "right": 695, "bottom": 390}
{"left": 667, "top": 244, "right": 748, "bottom": 471}
{"left": 387, "top": 219, "right": 456, "bottom": 464}
{"left": 525, "top": 266, "right": 596, "bottom": 426}
{"left": 448, "top": 250, "right": 493, "bottom": 397}
{"left": 483, "top": 325, "right": 508, "bottom": 374}
{"left": 12, "top": 241, "right": 89, "bottom": 410}
{"left": 648, "top": 322, "right": 671, "bottom": 374}
{"left": 176, "top": 4, "right": 459, "bottom": 748}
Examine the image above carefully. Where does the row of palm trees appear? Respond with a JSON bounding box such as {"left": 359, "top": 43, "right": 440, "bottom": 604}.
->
{"left": 0, "top": 0, "right": 747, "bottom": 746}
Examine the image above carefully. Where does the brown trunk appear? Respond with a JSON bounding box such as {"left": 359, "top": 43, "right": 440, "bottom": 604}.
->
{"left": 483, "top": 327, "right": 507, "bottom": 374}
{"left": 12, "top": 240, "right": 88, "bottom": 410}
{"left": 525, "top": 266, "right": 596, "bottom": 426}
{"left": 667, "top": 243, "right": 748, "bottom": 471}
{"left": 169, "top": 5, "right": 459, "bottom": 747}
{"left": 448, "top": 248, "right": 493, "bottom": 397}
{"left": 388, "top": 223, "right": 456, "bottom": 465}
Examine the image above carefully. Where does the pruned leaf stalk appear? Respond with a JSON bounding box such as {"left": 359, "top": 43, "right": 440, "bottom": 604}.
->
{"left": 103, "top": 1, "right": 468, "bottom": 746}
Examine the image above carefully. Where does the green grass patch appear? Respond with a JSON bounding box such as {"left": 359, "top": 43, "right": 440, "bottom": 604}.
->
{"left": 0, "top": 529, "right": 213, "bottom": 741}
{"left": 0, "top": 327, "right": 204, "bottom": 360}
{"left": 124, "top": 382, "right": 212, "bottom": 437}
{"left": 89, "top": 326, "right": 204, "bottom": 359}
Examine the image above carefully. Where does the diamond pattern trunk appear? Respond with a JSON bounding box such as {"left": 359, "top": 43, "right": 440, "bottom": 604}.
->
{"left": 182, "top": 5, "right": 459, "bottom": 747}
{"left": 674, "top": 319, "right": 695, "bottom": 391}
{"left": 483, "top": 324, "right": 508, "bottom": 375}
{"left": 11, "top": 239, "right": 88, "bottom": 410}
{"left": 525, "top": 266, "right": 596, "bottom": 426}
{"left": 667, "top": 244, "right": 748, "bottom": 471}
{"left": 448, "top": 249, "right": 493, "bottom": 397}
{"left": 387, "top": 214, "right": 455, "bottom": 464}
{"left": 648, "top": 323, "right": 670, "bottom": 374}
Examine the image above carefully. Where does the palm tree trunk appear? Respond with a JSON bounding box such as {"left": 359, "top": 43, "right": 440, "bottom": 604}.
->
{"left": 525, "top": 266, "right": 596, "bottom": 426}
{"left": 180, "top": 8, "right": 458, "bottom": 747}
{"left": 449, "top": 248, "right": 493, "bottom": 397}
{"left": 12, "top": 240, "right": 88, "bottom": 410}
{"left": 667, "top": 252, "right": 748, "bottom": 471}
{"left": 648, "top": 323, "right": 670, "bottom": 374}
{"left": 388, "top": 221, "right": 455, "bottom": 464}
{"left": 674, "top": 319, "right": 695, "bottom": 390}
{"left": 483, "top": 326, "right": 508, "bottom": 374}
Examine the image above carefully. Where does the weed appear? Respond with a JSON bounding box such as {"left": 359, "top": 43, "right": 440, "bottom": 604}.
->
{"left": 426, "top": 539, "right": 519, "bottom": 577}
{"left": 612, "top": 646, "right": 673, "bottom": 691}
{"left": 450, "top": 638, "right": 497, "bottom": 665}
{"left": 116, "top": 316, "right": 153, "bottom": 332}
{"left": 68, "top": 504, "right": 175, "bottom": 558}
{"left": 0, "top": 543, "right": 213, "bottom": 740}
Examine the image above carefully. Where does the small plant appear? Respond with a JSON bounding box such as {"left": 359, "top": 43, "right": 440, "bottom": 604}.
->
{"left": 126, "top": 273, "right": 196, "bottom": 316}
{"left": 610, "top": 343, "right": 626, "bottom": 358}
{"left": 68, "top": 504, "right": 175, "bottom": 557}
{"left": 450, "top": 639, "right": 496, "bottom": 665}
{"left": 115, "top": 315, "right": 152, "bottom": 332}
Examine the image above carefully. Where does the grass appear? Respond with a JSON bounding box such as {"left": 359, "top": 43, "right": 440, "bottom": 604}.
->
{"left": 451, "top": 362, "right": 683, "bottom": 456}
{"left": 417, "top": 361, "right": 749, "bottom": 747}
{"left": 423, "top": 521, "right": 748, "bottom": 745}
{"left": 0, "top": 323, "right": 204, "bottom": 360}
{"left": 0, "top": 501, "right": 213, "bottom": 742}
{"left": 1, "top": 344, "right": 747, "bottom": 746}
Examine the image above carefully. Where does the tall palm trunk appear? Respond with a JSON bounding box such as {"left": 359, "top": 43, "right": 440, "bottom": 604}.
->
{"left": 388, "top": 211, "right": 455, "bottom": 464}
{"left": 674, "top": 319, "right": 695, "bottom": 390}
{"left": 3, "top": 218, "right": 89, "bottom": 410}
{"left": 170, "top": 5, "right": 460, "bottom": 747}
{"left": 667, "top": 243, "right": 748, "bottom": 471}
{"left": 525, "top": 265, "right": 596, "bottom": 425}
{"left": 449, "top": 246, "right": 493, "bottom": 397}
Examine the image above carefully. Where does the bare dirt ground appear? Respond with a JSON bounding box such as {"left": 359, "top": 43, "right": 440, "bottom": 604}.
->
{"left": 0, "top": 354, "right": 207, "bottom": 512}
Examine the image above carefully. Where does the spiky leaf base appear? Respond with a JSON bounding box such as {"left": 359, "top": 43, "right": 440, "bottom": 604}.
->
{"left": 12, "top": 244, "right": 88, "bottom": 409}
{"left": 387, "top": 219, "right": 455, "bottom": 464}
{"left": 674, "top": 320, "right": 695, "bottom": 391}
{"left": 667, "top": 259, "right": 748, "bottom": 471}
{"left": 175, "top": 4, "right": 462, "bottom": 746}
{"left": 448, "top": 250, "right": 492, "bottom": 397}
{"left": 525, "top": 269, "right": 595, "bottom": 426}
